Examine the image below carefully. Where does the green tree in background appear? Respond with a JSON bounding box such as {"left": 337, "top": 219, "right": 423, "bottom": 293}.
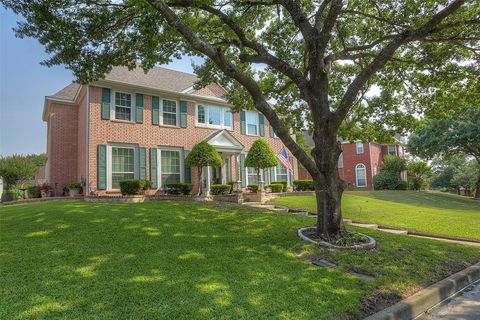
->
{"left": 408, "top": 107, "right": 480, "bottom": 199}
{"left": 185, "top": 142, "right": 223, "bottom": 196}
{"left": 407, "top": 161, "right": 432, "bottom": 190}
{"left": 245, "top": 139, "right": 278, "bottom": 188}
{"left": 4, "top": 0, "right": 479, "bottom": 238}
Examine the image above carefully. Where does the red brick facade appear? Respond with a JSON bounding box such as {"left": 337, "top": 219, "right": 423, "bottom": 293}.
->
{"left": 44, "top": 81, "right": 297, "bottom": 194}
{"left": 298, "top": 142, "right": 405, "bottom": 190}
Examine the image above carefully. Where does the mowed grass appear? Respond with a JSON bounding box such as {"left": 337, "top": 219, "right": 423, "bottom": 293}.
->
{"left": 1, "top": 200, "right": 479, "bottom": 320}
{"left": 275, "top": 191, "right": 480, "bottom": 241}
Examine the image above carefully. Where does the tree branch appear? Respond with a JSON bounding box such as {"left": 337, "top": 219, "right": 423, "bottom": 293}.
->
{"left": 147, "top": 0, "right": 319, "bottom": 176}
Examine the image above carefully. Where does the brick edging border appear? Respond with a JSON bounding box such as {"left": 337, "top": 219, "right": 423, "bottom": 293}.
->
{"left": 364, "top": 261, "right": 480, "bottom": 320}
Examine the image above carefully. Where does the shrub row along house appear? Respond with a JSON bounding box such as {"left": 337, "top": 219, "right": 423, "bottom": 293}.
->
{"left": 43, "top": 66, "right": 297, "bottom": 195}
{"left": 298, "top": 131, "right": 406, "bottom": 189}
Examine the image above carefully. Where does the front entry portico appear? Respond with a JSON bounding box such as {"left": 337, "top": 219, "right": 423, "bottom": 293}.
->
{"left": 200, "top": 130, "right": 244, "bottom": 195}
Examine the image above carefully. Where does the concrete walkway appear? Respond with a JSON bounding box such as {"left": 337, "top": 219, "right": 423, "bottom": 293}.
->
{"left": 419, "top": 280, "right": 480, "bottom": 320}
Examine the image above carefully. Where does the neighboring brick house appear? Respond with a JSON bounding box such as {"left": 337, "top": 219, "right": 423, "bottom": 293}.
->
{"left": 43, "top": 66, "right": 297, "bottom": 195}
{"left": 297, "top": 131, "right": 406, "bottom": 189}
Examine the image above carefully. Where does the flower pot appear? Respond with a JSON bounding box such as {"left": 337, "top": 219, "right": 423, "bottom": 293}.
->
{"left": 69, "top": 188, "right": 80, "bottom": 197}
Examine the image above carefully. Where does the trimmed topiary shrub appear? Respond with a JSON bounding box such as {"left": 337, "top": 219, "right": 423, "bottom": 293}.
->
{"left": 373, "top": 172, "right": 400, "bottom": 190}
{"left": 266, "top": 183, "right": 283, "bottom": 193}
{"left": 293, "top": 180, "right": 315, "bottom": 191}
{"left": 119, "top": 179, "right": 144, "bottom": 195}
{"left": 210, "top": 184, "right": 231, "bottom": 195}
{"left": 165, "top": 183, "right": 192, "bottom": 195}
{"left": 247, "top": 184, "right": 259, "bottom": 193}
{"left": 186, "top": 141, "right": 223, "bottom": 195}
{"left": 245, "top": 139, "right": 278, "bottom": 186}
{"left": 271, "top": 180, "right": 287, "bottom": 192}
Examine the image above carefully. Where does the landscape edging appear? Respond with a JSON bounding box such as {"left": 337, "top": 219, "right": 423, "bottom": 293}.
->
{"left": 297, "top": 227, "right": 376, "bottom": 249}
{"left": 364, "top": 261, "right": 480, "bottom": 320}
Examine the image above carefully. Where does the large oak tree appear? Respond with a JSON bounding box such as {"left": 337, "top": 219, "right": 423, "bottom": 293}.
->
{"left": 3, "top": 0, "right": 479, "bottom": 239}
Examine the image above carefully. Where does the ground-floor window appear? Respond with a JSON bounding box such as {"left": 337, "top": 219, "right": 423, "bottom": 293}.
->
{"left": 274, "top": 163, "right": 288, "bottom": 182}
{"left": 246, "top": 167, "right": 262, "bottom": 185}
{"left": 159, "top": 149, "right": 182, "bottom": 186}
{"left": 111, "top": 147, "right": 135, "bottom": 189}
{"left": 356, "top": 163, "right": 367, "bottom": 187}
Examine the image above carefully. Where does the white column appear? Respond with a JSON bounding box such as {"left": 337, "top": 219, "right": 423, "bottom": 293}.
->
{"left": 206, "top": 166, "right": 211, "bottom": 195}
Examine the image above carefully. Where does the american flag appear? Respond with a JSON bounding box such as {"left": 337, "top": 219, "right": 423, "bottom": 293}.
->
{"left": 277, "top": 148, "right": 293, "bottom": 174}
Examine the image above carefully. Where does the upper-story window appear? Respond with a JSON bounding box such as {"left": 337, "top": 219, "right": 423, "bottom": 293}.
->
{"left": 387, "top": 145, "right": 397, "bottom": 155}
{"left": 246, "top": 111, "right": 259, "bottom": 135}
{"left": 196, "top": 105, "right": 232, "bottom": 129}
{"left": 162, "top": 99, "right": 178, "bottom": 126}
{"left": 114, "top": 92, "right": 132, "bottom": 121}
{"left": 356, "top": 142, "right": 364, "bottom": 154}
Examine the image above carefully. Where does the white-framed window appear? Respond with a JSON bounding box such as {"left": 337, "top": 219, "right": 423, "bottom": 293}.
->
{"left": 246, "top": 166, "right": 262, "bottom": 185}
{"left": 338, "top": 153, "right": 344, "bottom": 168}
{"left": 114, "top": 91, "right": 133, "bottom": 121}
{"left": 355, "top": 163, "right": 367, "bottom": 187}
{"left": 356, "top": 142, "right": 364, "bottom": 154}
{"left": 158, "top": 148, "right": 183, "bottom": 187}
{"left": 196, "top": 105, "right": 233, "bottom": 129}
{"left": 387, "top": 145, "right": 397, "bottom": 155}
{"left": 274, "top": 163, "right": 288, "bottom": 182}
{"left": 246, "top": 111, "right": 259, "bottom": 136}
{"left": 108, "top": 145, "right": 137, "bottom": 190}
{"left": 161, "top": 99, "right": 178, "bottom": 126}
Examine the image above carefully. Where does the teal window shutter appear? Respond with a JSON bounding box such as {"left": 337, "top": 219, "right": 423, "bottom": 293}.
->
{"left": 288, "top": 156, "right": 295, "bottom": 186}
{"left": 101, "top": 88, "right": 111, "bottom": 120}
{"left": 97, "top": 144, "right": 107, "bottom": 189}
{"left": 152, "top": 96, "right": 160, "bottom": 125}
{"left": 240, "top": 111, "right": 246, "bottom": 135}
{"left": 150, "top": 148, "right": 158, "bottom": 188}
{"left": 138, "top": 147, "right": 146, "bottom": 179}
{"left": 180, "top": 100, "right": 188, "bottom": 128}
{"left": 183, "top": 150, "right": 191, "bottom": 183}
{"left": 240, "top": 154, "right": 246, "bottom": 187}
{"left": 269, "top": 124, "right": 275, "bottom": 138}
{"left": 135, "top": 94, "right": 144, "bottom": 123}
{"left": 258, "top": 113, "right": 265, "bottom": 136}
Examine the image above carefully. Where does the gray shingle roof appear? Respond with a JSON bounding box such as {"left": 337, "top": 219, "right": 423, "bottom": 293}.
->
{"left": 50, "top": 82, "right": 81, "bottom": 101}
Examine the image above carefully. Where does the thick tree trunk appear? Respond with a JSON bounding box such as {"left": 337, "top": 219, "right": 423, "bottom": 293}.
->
{"left": 311, "top": 123, "right": 345, "bottom": 240}
{"left": 475, "top": 171, "right": 480, "bottom": 200}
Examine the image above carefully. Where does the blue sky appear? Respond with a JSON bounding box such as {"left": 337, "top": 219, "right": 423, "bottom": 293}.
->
{"left": 0, "top": 7, "right": 198, "bottom": 156}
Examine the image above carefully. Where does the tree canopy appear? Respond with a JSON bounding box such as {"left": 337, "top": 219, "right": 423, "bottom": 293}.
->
{"left": 4, "top": 0, "right": 479, "bottom": 238}
{"left": 186, "top": 141, "right": 223, "bottom": 169}
{"left": 245, "top": 139, "right": 278, "bottom": 170}
{"left": 407, "top": 160, "right": 432, "bottom": 190}
{"left": 0, "top": 154, "right": 37, "bottom": 188}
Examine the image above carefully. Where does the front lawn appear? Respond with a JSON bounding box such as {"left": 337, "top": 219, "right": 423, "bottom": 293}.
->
{"left": 1, "top": 200, "right": 479, "bottom": 319}
{"left": 274, "top": 191, "right": 480, "bottom": 241}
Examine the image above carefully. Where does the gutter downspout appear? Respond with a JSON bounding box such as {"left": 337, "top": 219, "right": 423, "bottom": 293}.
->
{"left": 85, "top": 85, "right": 90, "bottom": 195}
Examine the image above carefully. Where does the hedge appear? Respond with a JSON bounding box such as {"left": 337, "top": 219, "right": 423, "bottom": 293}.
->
{"left": 373, "top": 171, "right": 400, "bottom": 190}
{"left": 165, "top": 183, "right": 192, "bottom": 195}
{"left": 293, "top": 180, "right": 315, "bottom": 191}
{"left": 119, "top": 179, "right": 144, "bottom": 195}
{"left": 210, "top": 184, "right": 231, "bottom": 195}
{"left": 67, "top": 182, "right": 82, "bottom": 190}
{"left": 266, "top": 184, "right": 283, "bottom": 193}
{"left": 247, "top": 184, "right": 259, "bottom": 193}
{"left": 270, "top": 180, "right": 287, "bottom": 192}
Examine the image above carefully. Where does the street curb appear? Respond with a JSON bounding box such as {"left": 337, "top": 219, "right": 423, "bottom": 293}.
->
{"left": 364, "top": 261, "right": 480, "bottom": 320}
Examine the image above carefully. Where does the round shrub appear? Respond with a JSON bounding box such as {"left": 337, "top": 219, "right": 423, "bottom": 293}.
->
{"left": 247, "top": 184, "right": 259, "bottom": 193}
{"left": 396, "top": 181, "right": 408, "bottom": 190}
{"left": 373, "top": 172, "right": 400, "bottom": 190}
{"left": 267, "top": 184, "right": 283, "bottom": 193}
{"left": 210, "top": 184, "right": 231, "bottom": 195}
{"left": 67, "top": 182, "right": 82, "bottom": 190}
{"left": 119, "top": 179, "right": 143, "bottom": 195}
{"left": 26, "top": 185, "right": 41, "bottom": 198}
{"left": 271, "top": 181, "right": 288, "bottom": 192}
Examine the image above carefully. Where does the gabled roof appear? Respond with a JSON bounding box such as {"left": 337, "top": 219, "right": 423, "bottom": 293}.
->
{"left": 203, "top": 129, "right": 244, "bottom": 152}
{"left": 49, "top": 82, "right": 82, "bottom": 101}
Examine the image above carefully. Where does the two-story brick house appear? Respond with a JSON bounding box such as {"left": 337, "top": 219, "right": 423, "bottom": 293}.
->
{"left": 298, "top": 131, "right": 406, "bottom": 189}
{"left": 43, "top": 66, "right": 297, "bottom": 195}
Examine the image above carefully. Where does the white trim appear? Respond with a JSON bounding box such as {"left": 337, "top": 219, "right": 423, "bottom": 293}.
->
{"left": 195, "top": 104, "right": 233, "bottom": 130}
{"left": 273, "top": 163, "right": 289, "bottom": 184}
{"left": 107, "top": 143, "right": 138, "bottom": 190}
{"left": 160, "top": 98, "right": 180, "bottom": 127}
{"left": 245, "top": 110, "right": 259, "bottom": 136}
{"left": 156, "top": 147, "right": 184, "bottom": 189}
{"left": 338, "top": 152, "right": 344, "bottom": 168}
{"left": 356, "top": 141, "right": 364, "bottom": 154}
{"left": 355, "top": 163, "right": 367, "bottom": 188}
{"left": 111, "top": 90, "right": 135, "bottom": 122}
{"left": 387, "top": 145, "right": 397, "bottom": 155}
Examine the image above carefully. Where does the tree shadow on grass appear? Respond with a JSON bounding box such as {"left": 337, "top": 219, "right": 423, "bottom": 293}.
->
{"left": 1, "top": 201, "right": 479, "bottom": 319}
